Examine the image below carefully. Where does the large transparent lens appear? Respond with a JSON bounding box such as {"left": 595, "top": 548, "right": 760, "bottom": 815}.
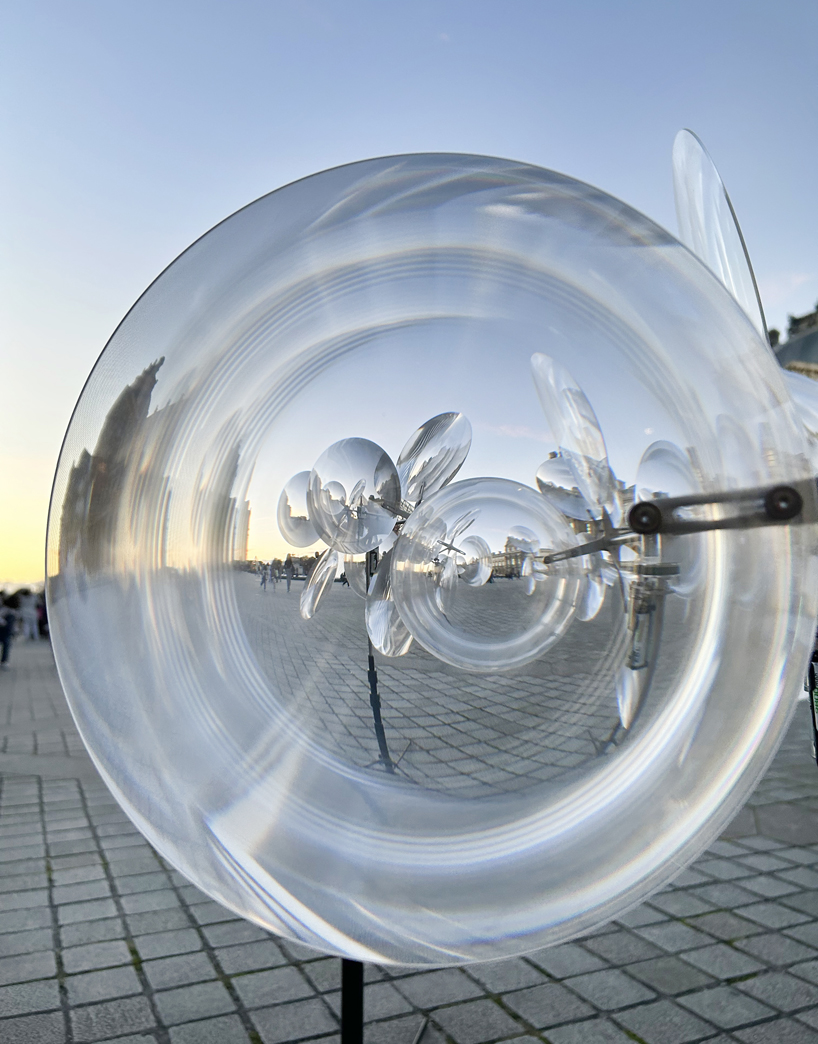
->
{"left": 47, "top": 153, "right": 818, "bottom": 965}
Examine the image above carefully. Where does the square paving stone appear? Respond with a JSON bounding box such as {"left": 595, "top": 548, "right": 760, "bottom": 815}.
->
{"left": 232, "top": 966, "right": 315, "bottom": 1009}
{"left": 204, "top": 921, "right": 270, "bottom": 947}
{"left": 565, "top": 968, "right": 655, "bottom": 1010}
{"left": 66, "top": 964, "right": 142, "bottom": 1004}
{"left": 143, "top": 951, "right": 218, "bottom": 990}
{"left": 738, "top": 903, "right": 813, "bottom": 930}
{"left": 134, "top": 928, "right": 202, "bottom": 960}
{"left": 189, "top": 901, "right": 237, "bottom": 926}
{"left": 635, "top": 922, "right": 712, "bottom": 953}
{"left": 738, "top": 854, "right": 794, "bottom": 872}
{"left": 0, "top": 949, "right": 56, "bottom": 985}
{"left": 526, "top": 943, "right": 607, "bottom": 979}
{"left": 695, "top": 859, "right": 755, "bottom": 881}
{"left": 120, "top": 889, "right": 181, "bottom": 915}
{"left": 0, "top": 928, "right": 54, "bottom": 958}
{"left": 154, "top": 979, "right": 236, "bottom": 1025}
{"left": 467, "top": 959, "right": 546, "bottom": 993}
{"left": 0, "top": 1010, "right": 65, "bottom": 1044}
{"left": 58, "top": 898, "right": 118, "bottom": 925}
{"left": 737, "top": 971, "right": 818, "bottom": 1012}
{"left": 114, "top": 872, "right": 169, "bottom": 895}
{"left": 216, "top": 940, "right": 287, "bottom": 975}
{"left": 625, "top": 956, "right": 714, "bottom": 995}
{"left": 60, "top": 917, "right": 126, "bottom": 948}
{"left": 779, "top": 867, "right": 818, "bottom": 890}
{"left": 503, "top": 982, "right": 594, "bottom": 1028}
{"left": 788, "top": 924, "right": 818, "bottom": 949}
{"left": 678, "top": 985, "right": 776, "bottom": 1028}
{"left": 737, "top": 933, "right": 818, "bottom": 966}
{"left": 614, "top": 905, "right": 668, "bottom": 928}
{"left": 687, "top": 911, "right": 765, "bottom": 941}
{"left": 52, "top": 879, "right": 112, "bottom": 905}
{"left": 71, "top": 994, "right": 155, "bottom": 1042}
{"left": 126, "top": 908, "right": 192, "bottom": 935}
{"left": 681, "top": 943, "right": 764, "bottom": 979}
{"left": 734, "top": 1018, "right": 818, "bottom": 1043}
{"left": 365, "top": 1014, "right": 443, "bottom": 1044}
{"left": 584, "top": 931, "right": 664, "bottom": 966}
{"left": 739, "top": 876, "right": 802, "bottom": 899}
{"left": 251, "top": 997, "right": 338, "bottom": 1043}
{"left": 783, "top": 894, "right": 818, "bottom": 918}
{"left": 648, "top": 892, "right": 715, "bottom": 918}
{"left": 0, "top": 906, "right": 52, "bottom": 933}
{"left": 0, "top": 978, "right": 61, "bottom": 1017}
{"left": 62, "top": 939, "right": 132, "bottom": 973}
{"left": 169, "top": 1013, "right": 252, "bottom": 1043}
{"left": 691, "top": 883, "right": 761, "bottom": 908}
{"left": 614, "top": 998, "right": 717, "bottom": 1044}
{"left": 396, "top": 969, "right": 483, "bottom": 1008}
{"left": 432, "top": 998, "right": 524, "bottom": 1043}
{"left": 546, "top": 1019, "right": 634, "bottom": 1043}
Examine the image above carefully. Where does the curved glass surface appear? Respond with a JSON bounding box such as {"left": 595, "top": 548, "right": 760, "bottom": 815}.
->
{"left": 47, "top": 152, "right": 818, "bottom": 965}
{"left": 672, "top": 129, "right": 767, "bottom": 340}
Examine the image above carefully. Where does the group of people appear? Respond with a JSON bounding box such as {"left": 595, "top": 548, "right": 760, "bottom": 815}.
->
{"left": 0, "top": 588, "right": 47, "bottom": 670}
{"left": 257, "top": 556, "right": 298, "bottom": 593}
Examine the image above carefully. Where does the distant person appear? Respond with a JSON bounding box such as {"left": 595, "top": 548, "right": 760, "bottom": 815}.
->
{"left": 17, "top": 588, "right": 39, "bottom": 641}
{"left": 0, "top": 593, "right": 20, "bottom": 669}
{"left": 284, "top": 555, "right": 295, "bottom": 594}
{"left": 260, "top": 565, "right": 268, "bottom": 592}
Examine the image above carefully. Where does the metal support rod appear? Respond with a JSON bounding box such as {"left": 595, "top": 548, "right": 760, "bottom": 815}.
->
{"left": 542, "top": 479, "right": 818, "bottom": 566}
{"left": 365, "top": 548, "right": 394, "bottom": 773}
{"left": 341, "top": 959, "right": 364, "bottom": 1044}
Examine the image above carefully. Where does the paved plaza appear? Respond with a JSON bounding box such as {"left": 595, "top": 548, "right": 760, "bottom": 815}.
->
{"left": 4, "top": 634, "right": 818, "bottom": 1043}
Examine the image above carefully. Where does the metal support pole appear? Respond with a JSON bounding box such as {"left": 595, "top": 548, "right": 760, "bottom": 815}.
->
{"left": 341, "top": 959, "right": 364, "bottom": 1044}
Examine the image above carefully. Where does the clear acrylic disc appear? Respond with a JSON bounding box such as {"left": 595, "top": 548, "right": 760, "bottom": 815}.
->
{"left": 47, "top": 152, "right": 818, "bottom": 965}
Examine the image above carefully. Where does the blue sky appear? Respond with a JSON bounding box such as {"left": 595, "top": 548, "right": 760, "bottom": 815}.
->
{"left": 2, "top": 0, "right": 816, "bottom": 581}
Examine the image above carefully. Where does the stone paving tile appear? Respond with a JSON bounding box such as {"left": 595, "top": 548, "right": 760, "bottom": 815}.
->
{"left": 153, "top": 979, "right": 236, "bottom": 1025}
{"left": 250, "top": 996, "right": 338, "bottom": 1043}
{"left": 169, "top": 1013, "right": 253, "bottom": 1043}
{"left": 613, "top": 998, "right": 716, "bottom": 1044}
{"left": 677, "top": 984, "right": 776, "bottom": 1028}
{"left": 545, "top": 1019, "right": 635, "bottom": 1043}
{"left": 624, "top": 954, "right": 714, "bottom": 995}
{"left": 564, "top": 968, "right": 656, "bottom": 1010}
{"left": 431, "top": 997, "right": 525, "bottom": 1042}
{"left": 502, "top": 981, "right": 595, "bottom": 1027}
{"left": 8, "top": 641, "right": 818, "bottom": 1042}
{"left": 735, "top": 1020, "right": 818, "bottom": 1043}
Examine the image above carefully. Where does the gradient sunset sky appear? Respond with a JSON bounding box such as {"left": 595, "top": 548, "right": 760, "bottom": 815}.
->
{"left": 2, "top": 0, "right": 817, "bottom": 585}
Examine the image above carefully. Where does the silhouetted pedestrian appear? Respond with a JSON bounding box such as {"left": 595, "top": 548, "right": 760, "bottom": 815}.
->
{"left": 0, "top": 594, "right": 20, "bottom": 669}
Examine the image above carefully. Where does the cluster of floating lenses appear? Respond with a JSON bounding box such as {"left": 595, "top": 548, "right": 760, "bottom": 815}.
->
{"left": 277, "top": 353, "right": 677, "bottom": 687}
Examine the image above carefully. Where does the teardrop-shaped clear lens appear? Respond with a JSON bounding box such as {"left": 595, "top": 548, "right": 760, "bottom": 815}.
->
{"left": 616, "top": 665, "right": 646, "bottom": 731}
{"left": 635, "top": 440, "right": 702, "bottom": 599}
{"left": 783, "top": 370, "right": 818, "bottom": 471}
{"left": 535, "top": 455, "right": 594, "bottom": 520}
{"left": 635, "top": 440, "right": 697, "bottom": 502}
{"left": 392, "top": 477, "right": 581, "bottom": 672}
{"left": 365, "top": 549, "right": 413, "bottom": 657}
{"left": 344, "top": 556, "right": 368, "bottom": 599}
{"left": 299, "top": 548, "right": 339, "bottom": 620}
{"left": 530, "top": 354, "right": 621, "bottom": 524}
{"left": 396, "top": 412, "right": 472, "bottom": 503}
{"left": 277, "top": 471, "right": 320, "bottom": 547}
{"left": 457, "top": 535, "right": 492, "bottom": 587}
{"left": 577, "top": 570, "right": 606, "bottom": 622}
{"left": 308, "top": 438, "right": 400, "bottom": 554}
{"left": 672, "top": 129, "right": 767, "bottom": 339}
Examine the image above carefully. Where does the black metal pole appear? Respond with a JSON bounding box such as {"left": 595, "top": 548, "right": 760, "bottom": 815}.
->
{"left": 341, "top": 958, "right": 364, "bottom": 1044}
